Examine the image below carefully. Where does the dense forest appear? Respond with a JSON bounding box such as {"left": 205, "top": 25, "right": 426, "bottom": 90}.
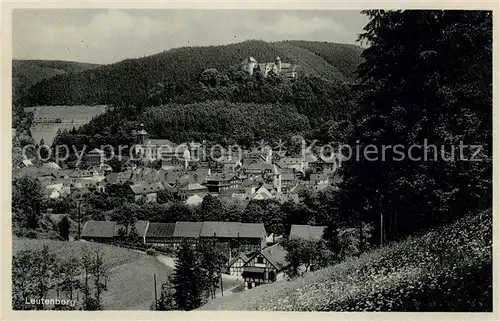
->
{"left": 16, "top": 40, "right": 362, "bottom": 108}
{"left": 22, "top": 40, "right": 361, "bottom": 150}
{"left": 12, "top": 59, "right": 100, "bottom": 103}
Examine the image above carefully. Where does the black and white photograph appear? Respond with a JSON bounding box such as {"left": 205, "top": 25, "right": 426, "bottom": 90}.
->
{"left": 6, "top": 5, "right": 495, "bottom": 315}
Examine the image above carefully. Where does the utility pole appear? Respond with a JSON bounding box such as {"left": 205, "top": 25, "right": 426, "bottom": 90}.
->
{"left": 154, "top": 273, "right": 158, "bottom": 310}
{"left": 380, "top": 212, "right": 384, "bottom": 246}
{"left": 77, "top": 199, "right": 82, "bottom": 239}
{"left": 220, "top": 274, "right": 223, "bottom": 297}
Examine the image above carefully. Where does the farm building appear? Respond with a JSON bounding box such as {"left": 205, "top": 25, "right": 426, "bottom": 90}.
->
{"left": 144, "top": 222, "right": 176, "bottom": 246}
{"left": 171, "top": 221, "right": 204, "bottom": 248}
{"left": 81, "top": 220, "right": 117, "bottom": 243}
{"left": 199, "top": 221, "right": 267, "bottom": 253}
{"left": 289, "top": 224, "right": 327, "bottom": 241}
{"left": 241, "top": 243, "right": 290, "bottom": 289}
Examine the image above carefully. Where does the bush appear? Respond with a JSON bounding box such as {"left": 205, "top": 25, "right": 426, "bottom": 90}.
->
{"left": 146, "top": 248, "right": 158, "bottom": 256}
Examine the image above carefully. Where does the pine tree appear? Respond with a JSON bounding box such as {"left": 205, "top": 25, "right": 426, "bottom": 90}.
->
{"left": 172, "top": 240, "right": 204, "bottom": 310}
{"left": 339, "top": 10, "right": 492, "bottom": 246}
{"left": 58, "top": 216, "right": 71, "bottom": 241}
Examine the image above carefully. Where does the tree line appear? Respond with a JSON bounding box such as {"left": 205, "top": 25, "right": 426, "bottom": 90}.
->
{"left": 12, "top": 245, "right": 110, "bottom": 310}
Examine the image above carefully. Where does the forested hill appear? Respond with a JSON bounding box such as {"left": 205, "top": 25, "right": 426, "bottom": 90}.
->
{"left": 16, "top": 40, "right": 363, "bottom": 107}
{"left": 12, "top": 60, "right": 100, "bottom": 100}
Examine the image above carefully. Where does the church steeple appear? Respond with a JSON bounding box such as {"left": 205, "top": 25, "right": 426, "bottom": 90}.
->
{"left": 137, "top": 123, "right": 148, "bottom": 145}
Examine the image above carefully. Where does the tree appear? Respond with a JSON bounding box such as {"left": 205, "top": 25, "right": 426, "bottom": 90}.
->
{"left": 58, "top": 216, "right": 71, "bottom": 241}
{"left": 157, "top": 189, "right": 177, "bottom": 204}
{"left": 242, "top": 200, "right": 265, "bottom": 223}
{"left": 12, "top": 176, "right": 43, "bottom": 231}
{"left": 198, "top": 194, "right": 224, "bottom": 221}
{"left": 197, "top": 239, "right": 228, "bottom": 300}
{"left": 153, "top": 275, "right": 177, "bottom": 310}
{"left": 80, "top": 248, "right": 110, "bottom": 310}
{"left": 280, "top": 239, "right": 305, "bottom": 278}
{"left": 280, "top": 238, "right": 334, "bottom": 278}
{"left": 339, "top": 10, "right": 492, "bottom": 247}
{"left": 172, "top": 240, "right": 204, "bottom": 310}
{"left": 12, "top": 246, "right": 58, "bottom": 310}
{"left": 128, "top": 224, "right": 139, "bottom": 244}
{"left": 58, "top": 256, "right": 81, "bottom": 303}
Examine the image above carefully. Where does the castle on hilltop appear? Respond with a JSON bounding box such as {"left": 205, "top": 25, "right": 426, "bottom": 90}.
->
{"left": 240, "top": 56, "right": 297, "bottom": 79}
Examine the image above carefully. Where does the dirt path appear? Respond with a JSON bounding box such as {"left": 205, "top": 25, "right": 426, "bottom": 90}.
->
{"left": 156, "top": 254, "right": 176, "bottom": 268}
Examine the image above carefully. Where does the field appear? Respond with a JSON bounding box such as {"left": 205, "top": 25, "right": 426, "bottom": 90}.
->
{"left": 13, "top": 238, "right": 173, "bottom": 310}
{"left": 24, "top": 105, "right": 107, "bottom": 146}
{"left": 200, "top": 210, "right": 492, "bottom": 311}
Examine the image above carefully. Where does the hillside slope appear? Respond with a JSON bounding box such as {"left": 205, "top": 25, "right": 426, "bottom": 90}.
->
{"left": 12, "top": 60, "right": 100, "bottom": 98}
{"left": 13, "top": 239, "right": 173, "bottom": 310}
{"left": 17, "top": 40, "right": 363, "bottom": 107}
{"left": 200, "top": 210, "right": 492, "bottom": 311}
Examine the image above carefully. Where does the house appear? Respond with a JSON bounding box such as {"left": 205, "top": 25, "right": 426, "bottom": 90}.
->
{"left": 280, "top": 173, "right": 297, "bottom": 192}
{"left": 171, "top": 221, "right": 204, "bottom": 248}
{"left": 216, "top": 156, "right": 242, "bottom": 172}
{"left": 244, "top": 163, "right": 281, "bottom": 190}
{"left": 310, "top": 173, "right": 329, "bottom": 185}
{"left": 246, "top": 147, "right": 273, "bottom": 164}
{"left": 308, "top": 156, "right": 339, "bottom": 174}
{"left": 228, "top": 252, "right": 251, "bottom": 277}
{"left": 86, "top": 148, "right": 104, "bottom": 166}
{"left": 81, "top": 220, "right": 116, "bottom": 243}
{"left": 289, "top": 225, "right": 327, "bottom": 241}
{"left": 276, "top": 192, "right": 300, "bottom": 204}
{"left": 250, "top": 185, "right": 274, "bottom": 201}
{"left": 144, "top": 222, "right": 176, "bottom": 246}
{"left": 105, "top": 170, "right": 133, "bottom": 185}
{"left": 241, "top": 243, "right": 290, "bottom": 289}
{"left": 185, "top": 194, "right": 204, "bottom": 206}
{"left": 178, "top": 183, "right": 208, "bottom": 201}
{"left": 187, "top": 168, "right": 211, "bottom": 184}
{"left": 130, "top": 182, "right": 164, "bottom": 202}
{"left": 205, "top": 174, "right": 242, "bottom": 194}
{"left": 277, "top": 157, "right": 305, "bottom": 173}
{"left": 134, "top": 124, "right": 202, "bottom": 169}
{"left": 199, "top": 222, "right": 267, "bottom": 253}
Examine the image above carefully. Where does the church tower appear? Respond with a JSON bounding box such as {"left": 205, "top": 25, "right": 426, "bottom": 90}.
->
{"left": 275, "top": 56, "right": 282, "bottom": 74}
{"left": 137, "top": 123, "right": 148, "bottom": 145}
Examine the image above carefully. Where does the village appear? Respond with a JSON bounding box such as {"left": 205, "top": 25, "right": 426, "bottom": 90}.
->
{"left": 14, "top": 121, "right": 346, "bottom": 293}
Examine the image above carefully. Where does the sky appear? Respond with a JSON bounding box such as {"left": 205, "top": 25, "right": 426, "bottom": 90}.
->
{"left": 13, "top": 9, "right": 369, "bottom": 64}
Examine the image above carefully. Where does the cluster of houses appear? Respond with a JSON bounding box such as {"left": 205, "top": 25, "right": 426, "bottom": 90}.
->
{"left": 17, "top": 124, "right": 343, "bottom": 207}
{"left": 81, "top": 219, "right": 326, "bottom": 290}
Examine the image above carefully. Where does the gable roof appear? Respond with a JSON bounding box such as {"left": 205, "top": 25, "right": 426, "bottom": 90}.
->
{"left": 289, "top": 225, "right": 327, "bottom": 240}
{"left": 130, "top": 182, "right": 164, "bottom": 195}
{"left": 145, "top": 222, "right": 176, "bottom": 238}
{"left": 146, "top": 139, "right": 175, "bottom": 147}
{"left": 81, "top": 220, "right": 116, "bottom": 238}
{"left": 172, "top": 221, "right": 204, "bottom": 238}
{"left": 257, "top": 243, "right": 289, "bottom": 270}
{"left": 228, "top": 252, "right": 250, "bottom": 267}
{"left": 206, "top": 173, "right": 239, "bottom": 182}
{"left": 238, "top": 223, "right": 266, "bottom": 238}
{"left": 200, "top": 221, "right": 240, "bottom": 238}
{"left": 199, "top": 222, "right": 266, "bottom": 239}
